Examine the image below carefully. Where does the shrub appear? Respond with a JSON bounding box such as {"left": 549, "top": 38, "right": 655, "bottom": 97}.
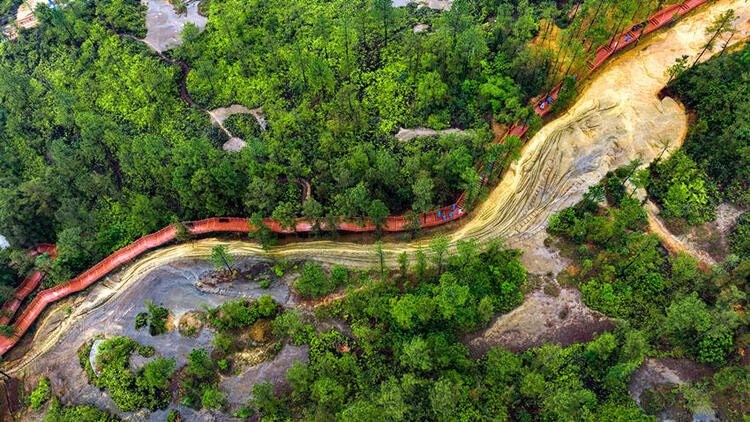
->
{"left": 256, "top": 295, "right": 278, "bottom": 317}
{"left": 729, "top": 212, "right": 750, "bottom": 258}
{"left": 295, "top": 263, "right": 331, "bottom": 298}
{"left": 271, "top": 263, "right": 284, "bottom": 277}
{"left": 78, "top": 341, "right": 96, "bottom": 380}
{"left": 146, "top": 302, "right": 169, "bottom": 336}
{"left": 28, "top": 377, "right": 52, "bottom": 410}
{"left": 137, "top": 345, "right": 155, "bottom": 357}
{"left": 234, "top": 405, "right": 254, "bottom": 418}
{"left": 330, "top": 265, "right": 348, "bottom": 286}
{"left": 272, "top": 311, "right": 313, "bottom": 345}
{"left": 201, "top": 385, "right": 226, "bottom": 410}
{"left": 166, "top": 410, "right": 180, "bottom": 422}
{"left": 647, "top": 151, "right": 719, "bottom": 225}
{"left": 134, "top": 313, "right": 149, "bottom": 330}
{"left": 212, "top": 332, "right": 233, "bottom": 354}
{"left": 90, "top": 337, "right": 172, "bottom": 412}
{"left": 135, "top": 302, "right": 170, "bottom": 336}
{"left": 43, "top": 397, "right": 121, "bottom": 421}
{"left": 224, "top": 113, "right": 262, "bottom": 139}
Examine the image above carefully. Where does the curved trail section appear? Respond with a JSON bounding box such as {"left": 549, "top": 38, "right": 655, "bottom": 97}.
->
{"left": 3, "top": 0, "right": 750, "bottom": 365}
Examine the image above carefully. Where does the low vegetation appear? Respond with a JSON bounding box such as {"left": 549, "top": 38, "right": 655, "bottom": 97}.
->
{"left": 667, "top": 43, "right": 750, "bottom": 208}
{"left": 294, "top": 263, "right": 349, "bottom": 298}
{"left": 28, "top": 377, "right": 52, "bottom": 410}
{"left": 134, "top": 301, "right": 170, "bottom": 336}
{"left": 43, "top": 397, "right": 121, "bottom": 422}
{"left": 729, "top": 212, "right": 750, "bottom": 258}
{"left": 78, "top": 337, "right": 175, "bottom": 412}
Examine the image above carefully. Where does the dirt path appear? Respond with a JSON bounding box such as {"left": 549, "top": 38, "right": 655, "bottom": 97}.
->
{"left": 646, "top": 200, "right": 716, "bottom": 266}
{"left": 6, "top": 0, "right": 750, "bottom": 378}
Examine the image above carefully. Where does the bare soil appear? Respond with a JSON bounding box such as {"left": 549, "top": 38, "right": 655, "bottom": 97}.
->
{"left": 466, "top": 284, "right": 614, "bottom": 356}
{"left": 178, "top": 311, "right": 205, "bottom": 337}
{"left": 141, "top": 0, "right": 207, "bottom": 52}
{"left": 630, "top": 358, "right": 714, "bottom": 401}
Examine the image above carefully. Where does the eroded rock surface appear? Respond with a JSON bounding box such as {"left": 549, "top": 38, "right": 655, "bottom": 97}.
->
{"left": 141, "top": 0, "right": 207, "bottom": 52}
{"left": 394, "top": 127, "right": 470, "bottom": 141}
{"left": 467, "top": 287, "right": 613, "bottom": 355}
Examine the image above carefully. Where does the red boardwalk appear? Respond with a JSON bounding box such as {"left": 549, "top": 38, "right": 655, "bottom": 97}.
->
{"left": 0, "top": 0, "right": 711, "bottom": 356}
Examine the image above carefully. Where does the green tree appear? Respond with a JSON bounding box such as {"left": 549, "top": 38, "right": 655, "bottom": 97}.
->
{"left": 429, "top": 235, "right": 450, "bottom": 275}
{"left": 201, "top": 385, "right": 226, "bottom": 410}
{"left": 210, "top": 245, "right": 234, "bottom": 272}
{"left": 141, "top": 357, "right": 176, "bottom": 391}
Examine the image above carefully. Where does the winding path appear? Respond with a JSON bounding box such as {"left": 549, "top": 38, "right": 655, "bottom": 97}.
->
{"left": 2, "top": 0, "right": 749, "bottom": 362}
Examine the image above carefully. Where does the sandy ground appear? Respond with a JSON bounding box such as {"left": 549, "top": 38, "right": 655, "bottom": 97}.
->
{"left": 141, "top": 0, "right": 207, "bottom": 52}
{"left": 467, "top": 286, "right": 614, "bottom": 355}
{"left": 208, "top": 105, "right": 267, "bottom": 130}
{"left": 646, "top": 200, "right": 717, "bottom": 265}
{"left": 394, "top": 127, "right": 470, "bottom": 141}
{"left": 220, "top": 344, "right": 308, "bottom": 410}
{"left": 629, "top": 357, "right": 713, "bottom": 404}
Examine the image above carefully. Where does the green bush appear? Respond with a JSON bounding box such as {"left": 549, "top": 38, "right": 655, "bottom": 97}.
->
{"left": 28, "top": 377, "right": 52, "bottom": 410}
{"left": 138, "top": 345, "right": 155, "bottom": 357}
{"left": 201, "top": 385, "right": 226, "bottom": 410}
{"left": 134, "top": 302, "right": 170, "bottom": 336}
{"left": 223, "top": 113, "right": 262, "bottom": 139}
{"left": 89, "top": 337, "right": 173, "bottom": 412}
{"left": 166, "top": 410, "right": 180, "bottom": 422}
{"left": 209, "top": 296, "right": 278, "bottom": 330}
{"left": 647, "top": 150, "right": 719, "bottom": 226}
{"left": 43, "top": 397, "right": 120, "bottom": 421}
{"left": 146, "top": 302, "right": 169, "bottom": 336}
{"left": 295, "top": 263, "right": 332, "bottom": 298}
{"left": 212, "top": 332, "right": 233, "bottom": 354}
{"left": 233, "top": 405, "right": 254, "bottom": 419}
{"left": 78, "top": 341, "right": 97, "bottom": 380}
{"left": 729, "top": 212, "right": 750, "bottom": 258}
{"left": 330, "top": 265, "right": 348, "bottom": 286}
{"left": 134, "top": 313, "right": 149, "bottom": 330}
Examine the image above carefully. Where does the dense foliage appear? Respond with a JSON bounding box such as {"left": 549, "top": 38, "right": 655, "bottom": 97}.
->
{"left": 295, "top": 262, "right": 350, "bottom": 298}
{"left": 133, "top": 301, "right": 170, "bottom": 335}
{"left": 730, "top": 212, "right": 750, "bottom": 258}
{"left": 0, "top": 0, "right": 680, "bottom": 293}
{"left": 43, "top": 398, "right": 121, "bottom": 422}
{"left": 28, "top": 376, "right": 52, "bottom": 410}
{"left": 259, "top": 242, "right": 663, "bottom": 420}
{"left": 667, "top": 43, "right": 750, "bottom": 206}
{"left": 647, "top": 150, "right": 720, "bottom": 226}
{"left": 79, "top": 336, "right": 175, "bottom": 412}
{"left": 549, "top": 170, "right": 748, "bottom": 367}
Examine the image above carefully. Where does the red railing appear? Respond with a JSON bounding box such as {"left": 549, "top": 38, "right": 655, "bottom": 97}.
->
{"left": 0, "top": 0, "right": 711, "bottom": 356}
{"left": 0, "top": 244, "right": 56, "bottom": 326}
